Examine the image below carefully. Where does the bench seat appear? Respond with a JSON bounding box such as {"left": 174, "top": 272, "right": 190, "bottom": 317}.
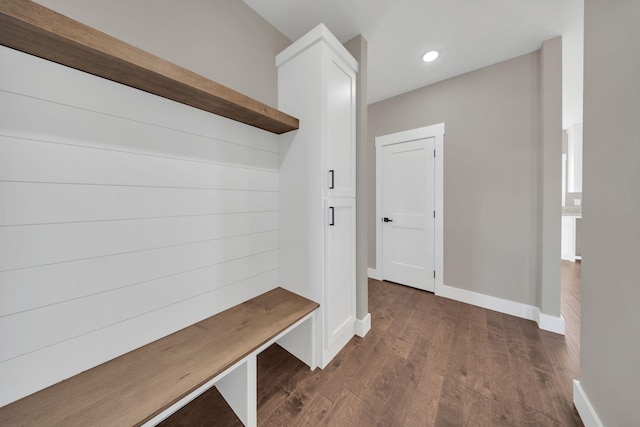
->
{"left": 0, "top": 287, "right": 318, "bottom": 426}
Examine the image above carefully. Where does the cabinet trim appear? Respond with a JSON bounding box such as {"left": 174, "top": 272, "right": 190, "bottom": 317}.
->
{"left": 276, "top": 23, "right": 358, "bottom": 73}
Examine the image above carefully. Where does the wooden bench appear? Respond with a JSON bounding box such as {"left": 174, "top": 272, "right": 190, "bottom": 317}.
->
{"left": 0, "top": 287, "right": 318, "bottom": 427}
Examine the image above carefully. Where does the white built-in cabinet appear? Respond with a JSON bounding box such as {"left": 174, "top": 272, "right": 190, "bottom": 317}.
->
{"left": 561, "top": 216, "right": 576, "bottom": 262}
{"left": 277, "top": 24, "right": 358, "bottom": 368}
{"left": 561, "top": 215, "right": 581, "bottom": 262}
{"left": 567, "top": 123, "right": 583, "bottom": 193}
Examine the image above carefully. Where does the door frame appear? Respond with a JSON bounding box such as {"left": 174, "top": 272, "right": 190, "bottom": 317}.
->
{"left": 374, "top": 123, "right": 444, "bottom": 293}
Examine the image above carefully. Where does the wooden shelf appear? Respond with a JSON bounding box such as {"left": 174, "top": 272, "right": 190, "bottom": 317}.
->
{"left": 0, "top": 0, "right": 299, "bottom": 134}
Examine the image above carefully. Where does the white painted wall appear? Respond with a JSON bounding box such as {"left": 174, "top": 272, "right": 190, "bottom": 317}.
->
{"left": 0, "top": 46, "right": 280, "bottom": 406}
{"left": 561, "top": 4, "right": 584, "bottom": 130}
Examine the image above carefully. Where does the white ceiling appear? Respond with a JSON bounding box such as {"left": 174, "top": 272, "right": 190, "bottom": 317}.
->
{"left": 244, "top": 0, "right": 583, "bottom": 126}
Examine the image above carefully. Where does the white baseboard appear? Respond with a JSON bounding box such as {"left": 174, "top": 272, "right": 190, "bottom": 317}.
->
{"left": 437, "top": 283, "right": 536, "bottom": 320}
{"left": 573, "top": 380, "right": 604, "bottom": 427}
{"left": 437, "top": 284, "right": 565, "bottom": 335}
{"left": 355, "top": 313, "right": 371, "bottom": 337}
{"left": 535, "top": 310, "right": 565, "bottom": 334}
{"left": 367, "top": 268, "right": 381, "bottom": 280}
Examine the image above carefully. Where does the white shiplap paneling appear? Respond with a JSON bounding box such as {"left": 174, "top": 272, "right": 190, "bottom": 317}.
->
{"left": 0, "top": 46, "right": 281, "bottom": 406}
{"left": 0, "top": 231, "right": 279, "bottom": 316}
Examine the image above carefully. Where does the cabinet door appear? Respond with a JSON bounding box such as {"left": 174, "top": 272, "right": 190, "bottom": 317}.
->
{"left": 325, "top": 56, "right": 356, "bottom": 198}
{"left": 324, "top": 198, "right": 356, "bottom": 363}
{"left": 561, "top": 216, "right": 576, "bottom": 262}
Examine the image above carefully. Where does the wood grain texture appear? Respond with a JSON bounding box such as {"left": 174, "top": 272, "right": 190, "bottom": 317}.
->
{"left": 164, "top": 265, "right": 584, "bottom": 426}
{"left": 0, "top": 0, "right": 298, "bottom": 134}
{"left": 0, "top": 287, "right": 318, "bottom": 426}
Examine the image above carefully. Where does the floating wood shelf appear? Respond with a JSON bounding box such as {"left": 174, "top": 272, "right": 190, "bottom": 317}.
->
{"left": 0, "top": 0, "right": 299, "bottom": 134}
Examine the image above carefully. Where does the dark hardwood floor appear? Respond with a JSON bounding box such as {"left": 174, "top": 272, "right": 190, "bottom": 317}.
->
{"left": 162, "top": 261, "right": 583, "bottom": 426}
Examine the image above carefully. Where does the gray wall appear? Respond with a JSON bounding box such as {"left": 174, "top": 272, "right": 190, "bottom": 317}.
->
{"left": 35, "top": 0, "right": 291, "bottom": 107}
{"left": 369, "top": 51, "right": 545, "bottom": 306}
{"left": 344, "top": 36, "right": 369, "bottom": 320}
{"left": 580, "top": 0, "right": 640, "bottom": 425}
{"left": 538, "top": 37, "right": 562, "bottom": 316}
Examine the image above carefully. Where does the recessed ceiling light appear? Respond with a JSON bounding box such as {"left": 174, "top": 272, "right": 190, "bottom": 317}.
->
{"left": 422, "top": 50, "right": 439, "bottom": 62}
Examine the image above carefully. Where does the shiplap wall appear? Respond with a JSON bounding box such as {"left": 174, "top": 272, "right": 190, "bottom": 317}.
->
{"left": 0, "top": 46, "right": 280, "bottom": 406}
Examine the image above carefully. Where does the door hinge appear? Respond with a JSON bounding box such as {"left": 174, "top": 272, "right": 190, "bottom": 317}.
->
{"left": 433, "top": 271, "right": 436, "bottom": 279}
{"left": 434, "top": 149, "right": 436, "bottom": 157}
{"left": 433, "top": 210, "right": 436, "bottom": 218}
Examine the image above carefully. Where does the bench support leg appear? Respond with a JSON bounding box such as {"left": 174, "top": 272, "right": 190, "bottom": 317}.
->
{"left": 276, "top": 311, "right": 317, "bottom": 370}
{"left": 216, "top": 356, "right": 257, "bottom": 427}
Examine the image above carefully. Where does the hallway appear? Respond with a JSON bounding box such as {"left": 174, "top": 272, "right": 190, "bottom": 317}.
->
{"left": 163, "top": 263, "right": 583, "bottom": 426}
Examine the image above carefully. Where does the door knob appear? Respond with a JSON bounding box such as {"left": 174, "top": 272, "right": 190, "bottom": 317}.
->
{"left": 383, "top": 217, "right": 393, "bottom": 222}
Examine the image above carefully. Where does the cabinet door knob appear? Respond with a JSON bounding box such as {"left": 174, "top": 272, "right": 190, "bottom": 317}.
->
{"left": 383, "top": 217, "right": 393, "bottom": 223}
{"left": 329, "top": 207, "right": 335, "bottom": 226}
{"left": 329, "top": 170, "right": 335, "bottom": 189}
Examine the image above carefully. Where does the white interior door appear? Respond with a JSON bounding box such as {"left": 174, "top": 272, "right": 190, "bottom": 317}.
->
{"left": 381, "top": 138, "right": 435, "bottom": 291}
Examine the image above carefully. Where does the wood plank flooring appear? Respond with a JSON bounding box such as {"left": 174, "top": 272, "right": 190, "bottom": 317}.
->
{"left": 162, "top": 262, "right": 583, "bottom": 426}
